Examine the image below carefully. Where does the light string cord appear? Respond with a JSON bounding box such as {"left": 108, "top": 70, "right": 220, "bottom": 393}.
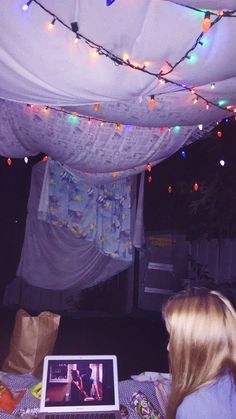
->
{"left": 26, "top": 0, "right": 236, "bottom": 115}
{"left": 161, "top": 14, "right": 222, "bottom": 76}
{"left": 36, "top": 103, "right": 235, "bottom": 128}
{"left": 31, "top": 0, "right": 236, "bottom": 76}
{"left": 175, "top": 4, "right": 236, "bottom": 17}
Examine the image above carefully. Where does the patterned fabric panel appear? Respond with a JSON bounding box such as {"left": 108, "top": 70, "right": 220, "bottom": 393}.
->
{"left": 38, "top": 160, "right": 133, "bottom": 261}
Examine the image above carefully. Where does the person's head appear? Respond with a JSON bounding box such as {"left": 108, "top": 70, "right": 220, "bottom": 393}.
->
{"left": 71, "top": 369, "right": 80, "bottom": 380}
{"left": 162, "top": 288, "right": 236, "bottom": 419}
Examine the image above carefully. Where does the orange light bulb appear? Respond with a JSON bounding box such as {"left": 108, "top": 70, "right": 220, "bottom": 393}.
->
{"left": 202, "top": 12, "right": 211, "bottom": 33}
{"left": 149, "top": 95, "right": 155, "bottom": 109}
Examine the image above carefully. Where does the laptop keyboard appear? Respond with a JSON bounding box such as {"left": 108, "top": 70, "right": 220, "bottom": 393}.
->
{"left": 45, "top": 414, "right": 116, "bottom": 419}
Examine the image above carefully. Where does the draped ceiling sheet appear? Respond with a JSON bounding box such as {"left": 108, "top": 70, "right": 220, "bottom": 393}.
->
{"left": 0, "top": 1, "right": 235, "bottom": 138}
{"left": 0, "top": 1, "right": 236, "bottom": 293}
{"left": 0, "top": 99, "right": 212, "bottom": 183}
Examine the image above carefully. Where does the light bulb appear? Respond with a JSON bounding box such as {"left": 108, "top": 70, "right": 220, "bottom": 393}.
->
{"left": 74, "top": 35, "right": 79, "bottom": 44}
{"left": 48, "top": 17, "right": 56, "bottom": 30}
{"left": 149, "top": 95, "right": 155, "bottom": 109}
{"left": 21, "top": 0, "right": 32, "bottom": 11}
{"left": 93, "top": 103, "right": 100, "bottom": 112}
{"left": 202, "top": 12, "right": 211, "bottom": 33}
{"left": 194, "top": 182, "right": 199, "bottom": 192}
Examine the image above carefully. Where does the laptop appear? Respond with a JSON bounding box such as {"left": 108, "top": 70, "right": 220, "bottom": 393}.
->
{"left": 39, "top": 355, "right": 121, "bottom": 418}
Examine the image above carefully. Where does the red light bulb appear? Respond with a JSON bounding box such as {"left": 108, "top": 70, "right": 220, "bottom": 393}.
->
{"left": 194, "top": 182, "right": 199, "bottom": 192}
{"left": 146, "top": 163, "right": 152, "bottom": 172}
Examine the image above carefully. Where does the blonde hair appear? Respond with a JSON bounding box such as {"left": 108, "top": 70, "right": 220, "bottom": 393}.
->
{"left": 163, "top": 288, "right": 236, "bottom": 419}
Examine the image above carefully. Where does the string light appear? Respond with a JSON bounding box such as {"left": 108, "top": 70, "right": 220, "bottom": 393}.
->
{"left": 218, "top": 99, "right": 228, "bottom": 107}
{"left": 198, "top": 124, "right": 203, "bottom": 130}
{"left": 202, "top": 11, "right": 211, "bottom": 33}
{"left": 181, "top": 150, "right": 186, "bottom": 158}
{"left": 18, "top": 1, "right": 236, "bottom": 115}
{"left": 168, "top": 186, "right": 172, "bottom": 193}
{"left": 173, "top": 126, "right": 181, "bottom": 133}
{"left": 69, "top": 112, "right": 78, "bottom": 122}
{"left": 24, "top": 157, "right": 28, "bottom": 163}
{"left": 43, "top": 155, "right": 48, "bottom": 161}
{"left": 194, "top": 182, "right": 199, "bottom": 192}
{"left": 21, "top": 0, "right": 33, "bottom": 11}
{"left": 74, "top": 34, "right": 79, "bottom": 44}
{"left": 71, "top": 21, "right": 78, "bottom": 32}
{"left": 7, "top": 158, "right": 12, "bottom": 166}
{"left": 211, "top": 83, "right": 215, "bottom": 89}
{"left": 219, "top": 160, "right": 225, "bottom": 166}
{"left": 93, "top": 103, "right": 100, "bottom": 112}
{"left": 70, "top": 22, "right": 79, "bottom": 43}
{"left": 149, "top": 95, "right": 155, "bottom": 109}
{"left": 148, "top": 176, "right": 152, "bottom": 184}
{"left": 48, "top": 17, "right": 56, "bottom": 30}
{"left": 123, "top": 52, "right": 129, "bottom": 62}
{"left": 217, "top": 131, "right": 222, "bottom": 138}
{"left": 146, "top": 163, "right": 152, "bottom": 172}
{"left": 206, "top": 103, "right": 209, "bottom": 110}
{"left": 193, "top": 97, "right": 198, "bottom": 104}
{"left": 24, "top": 102, "right": 236, "bottom": 135}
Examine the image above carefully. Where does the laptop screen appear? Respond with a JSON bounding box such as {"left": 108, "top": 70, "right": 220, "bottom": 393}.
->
{"left": 40, "top": 355, "right": 120, "bottom": 414}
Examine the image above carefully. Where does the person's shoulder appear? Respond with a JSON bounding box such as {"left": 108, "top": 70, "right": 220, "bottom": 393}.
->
{"left": 176, "top": 374, "right": 236, "bottom": 419}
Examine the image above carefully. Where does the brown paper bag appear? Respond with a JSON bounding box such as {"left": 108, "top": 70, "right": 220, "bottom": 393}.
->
{"left": 2, "top": 309, "right": 60, "bottom": 377}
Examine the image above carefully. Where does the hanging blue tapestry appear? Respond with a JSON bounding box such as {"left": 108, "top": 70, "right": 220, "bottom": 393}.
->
{"left": 39, "top": 160, "right": 133, "bottom": 261}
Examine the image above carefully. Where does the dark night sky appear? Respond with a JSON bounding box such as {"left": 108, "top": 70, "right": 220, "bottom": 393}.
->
{"left": 144, "top": 118, "right": 236, "bottom": 233}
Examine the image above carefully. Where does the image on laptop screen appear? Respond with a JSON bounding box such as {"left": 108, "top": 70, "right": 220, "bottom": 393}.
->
{"left": 40, "top": 355, "right": 120, "bottom": 414}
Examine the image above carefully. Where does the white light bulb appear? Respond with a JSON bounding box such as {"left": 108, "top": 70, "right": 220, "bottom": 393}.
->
{"left": 219, "top": 160, "right": 225, "bottom": 166}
